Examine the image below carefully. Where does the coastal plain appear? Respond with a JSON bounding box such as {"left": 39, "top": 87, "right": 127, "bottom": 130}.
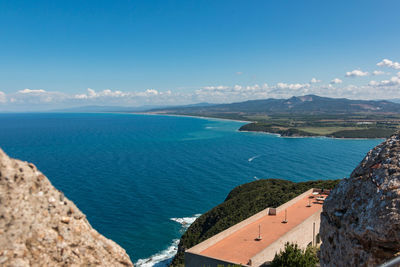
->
{"left": 148, "top": 95, "right": 400, "bottom": 138}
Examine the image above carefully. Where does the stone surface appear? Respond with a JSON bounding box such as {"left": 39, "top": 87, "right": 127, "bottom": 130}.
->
{"left": 0, "top": 149, "right": 133, "bottom": 267}
{"left": 320, "top": 132, "right": 400, "bottom": 267}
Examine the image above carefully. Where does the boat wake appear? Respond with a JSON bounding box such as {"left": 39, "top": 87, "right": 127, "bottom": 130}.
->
{"left": 248, "top": 155, "right": 261, "bottom": 162}
{"left": 135, "top": 214, "right": 201, "bottom": 267}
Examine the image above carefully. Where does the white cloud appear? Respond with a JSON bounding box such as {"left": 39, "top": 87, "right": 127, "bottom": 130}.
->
{"left": 276, "top": 82, "right": 310, "bottom": 90}
{"left": 0, "top": 91, "right": 6, "bottom": 103}
{"left": 369, "top": 76, "right": 400, "bottom": 87}
{"left": 330, "top": 78, "right": 343, "bottom": 84}
{"left": 345, "top": 69, "right": 368, "bottom": 77}
{"left": 74, "top": 88, "right": 129, "bottom": 99}
{"left": 236, "top": 72, "right": 243, "bottom": 75}
{"left": 4, "top": 89, "right": 68, "bottom": 107}
{"left": 71, "top": 88, "right": 178, "bottom": 106}
{"left": 74, "top": 94, "right": 88, "bottom": 99}
{"left": 18, "top": 89, "right": 47, "bottom": 94}
{"left": 372, "top": 70, "right": 385, "bottom": 76}
{"left": 88, "top": 88, "right": 97, "bottom": 98}
{"left": 135, "top": 89, "right": 159, "bottom": 96}
{"left": 194, "top": 83, "right": 272, "bottom": 102}
{"left": 202, "top": 86, "right": 230, "bottom": 91}
{"left": 377, "top": 59, "right": 400, "bottom": 69}
{"left": 5, "top": 56, "right": 400, "bottom": 110}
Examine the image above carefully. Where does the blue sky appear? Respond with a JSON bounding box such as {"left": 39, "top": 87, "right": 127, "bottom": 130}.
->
{"left": 1, "top": 0, "right": 400, "bottom": 110}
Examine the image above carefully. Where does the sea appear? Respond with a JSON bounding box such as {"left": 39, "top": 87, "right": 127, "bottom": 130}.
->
{"left": 0, "top": 113, "right": 382, "bottom": 266}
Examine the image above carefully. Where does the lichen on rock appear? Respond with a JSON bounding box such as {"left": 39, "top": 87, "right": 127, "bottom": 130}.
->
{"left": 320, "top": 132, "right": 400, "bottom": 266}
{"left": 0, "top": 149, "right": 133, "bottom": 267}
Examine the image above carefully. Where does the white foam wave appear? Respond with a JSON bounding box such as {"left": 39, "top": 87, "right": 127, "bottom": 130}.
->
{"left": 135, "top": 239, "right": 179, "bottom": 267}
{"left": 170, "top": 214, "right": 201, "bottom": 227}
{"left": 248, "top": 155, "right": 261, "bottom": 162}
{"left": 135, "top": 214, "right": 201, "bottom": 267}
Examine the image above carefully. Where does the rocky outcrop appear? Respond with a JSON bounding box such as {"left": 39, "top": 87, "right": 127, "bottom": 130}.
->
{"left": 320, "top": 132, "right": 400, "bottom": 266}
{"left": 0, "top": 149, "right": 133, "bottom": 267}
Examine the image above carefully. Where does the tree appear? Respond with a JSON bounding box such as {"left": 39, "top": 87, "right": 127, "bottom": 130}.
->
{"left": 270, "top": 242, "right": 319, "bottom": 267}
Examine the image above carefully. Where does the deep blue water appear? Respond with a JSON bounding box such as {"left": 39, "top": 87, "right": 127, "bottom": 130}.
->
{"left": 0, "top": 113, "right": 382, "bottom": 265}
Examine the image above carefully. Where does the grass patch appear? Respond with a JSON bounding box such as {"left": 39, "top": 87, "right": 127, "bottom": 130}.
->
{"left": 244, "top": 115, "right": 271, "bottom": 121}
{"left": 298, "top": 127, "right": 359, "bottom": 135}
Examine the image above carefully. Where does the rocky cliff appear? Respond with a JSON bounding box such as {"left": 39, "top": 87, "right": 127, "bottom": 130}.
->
{"left": 0, "top": 149, "right": 133, "bottom": 266}
{"left": 320, "top": 132, "right": 400, "bottom": 266}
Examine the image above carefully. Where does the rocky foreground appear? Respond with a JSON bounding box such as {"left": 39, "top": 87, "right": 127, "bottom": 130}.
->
{"left": 320, "top": 132, "right": 400, "bottom": 266}
{"left": 0, "top": 149, "right": 133, "bottom": 266}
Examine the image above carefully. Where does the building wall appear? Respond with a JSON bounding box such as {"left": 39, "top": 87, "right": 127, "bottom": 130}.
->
{"left": 250, "top": 210, "right": 321, "bottom": 266}
{"left": 185, "top": 252, "right": 246, "bottom": 267}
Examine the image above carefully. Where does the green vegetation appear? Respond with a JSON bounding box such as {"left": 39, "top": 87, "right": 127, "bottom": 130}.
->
{"left": 239, "top": 122, "right": 316, "bottom": 137}
{"left": 239, "top": 115, "right": 398, "bottom": 138}
{"left": 270, "top": 242, "right": 319, "bottom": 267}
{"left": 170, "top": 179, "right": 340, "bottom": 267}
{"left": 149, "top": 95, "right": 400, "bottom": 138}
{"left": 297, "top": 126, "right": 359, "bottom": 135}
{"left": 328, "top": 128, "right": 395, "bottom": 138}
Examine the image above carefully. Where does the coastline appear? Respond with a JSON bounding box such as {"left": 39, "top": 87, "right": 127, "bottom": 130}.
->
{"left": 48, "top": 111, "right": 386, "bottom": 140}
{"left": 132, "top": 112, "right": 387, "bottom": 140}
{"left": 130, "top": 112, "right": 252, "bottom": 124}
{"left": 238, "top": 129, "right": 386, "bottom": 140}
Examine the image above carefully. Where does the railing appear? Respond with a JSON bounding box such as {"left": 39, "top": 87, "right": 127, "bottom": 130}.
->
{"left": 378, "top": 256, "right": 400, "bottom": 267}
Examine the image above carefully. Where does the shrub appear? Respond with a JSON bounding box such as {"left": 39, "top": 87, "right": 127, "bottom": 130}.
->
{"left": 270, "top": 242, "right": 319, "bottom": 267}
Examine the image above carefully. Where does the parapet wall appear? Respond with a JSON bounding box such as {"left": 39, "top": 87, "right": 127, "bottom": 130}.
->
{"left": 187, "top": 207, "right": 271, "bottom": 254}
{"left": 275, "top": 188, "right": 315, "bottom": 214}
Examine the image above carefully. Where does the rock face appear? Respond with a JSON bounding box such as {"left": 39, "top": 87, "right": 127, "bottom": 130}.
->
{"left": 320, "top": 132, "right": 400, "bottom": 266}
{"left": 0, "top": 149, "right": 133, "bottom": 267}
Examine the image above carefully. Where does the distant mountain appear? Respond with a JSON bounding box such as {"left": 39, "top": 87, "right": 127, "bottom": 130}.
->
{"left": 388, "top": 99, "right": 400, "bottom": 104}
{"left": 150, "top": 95, "right": 400, "bottom": 116}
{"left": 178, "top": 102, "right": 215, "bottom": 108}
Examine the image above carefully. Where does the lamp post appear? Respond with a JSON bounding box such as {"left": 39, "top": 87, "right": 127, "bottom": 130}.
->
{"left": 255, "top": 224, "right": 262, "bottom": 241}
{"left": 282, "top": 209, "right": 288, "bottom": 223}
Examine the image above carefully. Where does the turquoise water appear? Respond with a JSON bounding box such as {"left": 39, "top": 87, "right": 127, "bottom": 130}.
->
{"left": 0, "top": 113, "right": 382, "bottom": 265}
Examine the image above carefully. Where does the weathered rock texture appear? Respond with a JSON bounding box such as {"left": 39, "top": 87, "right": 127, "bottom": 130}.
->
{"left": 320, "top": 132, "right": 400, "bottom": 267}
{"left": 0, "top": 149, "right": 133, "bottom": 267}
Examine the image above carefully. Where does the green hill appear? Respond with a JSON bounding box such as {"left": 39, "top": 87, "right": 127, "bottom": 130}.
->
{"left": 170, "top": 178, "right": 340, "bottom": 266}
{"left": 151, "top": 95, "right": 400, "bottom": 116}
{"left": 148, "top": 95, "right": 400, "bottom": 138}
